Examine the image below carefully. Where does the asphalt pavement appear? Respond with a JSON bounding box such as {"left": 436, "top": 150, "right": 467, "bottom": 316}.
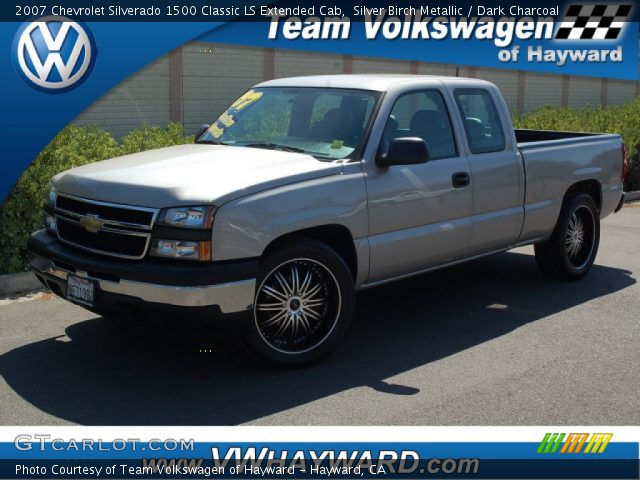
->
{"left": 0, "top": 206, "right": 638, "bottom": 425}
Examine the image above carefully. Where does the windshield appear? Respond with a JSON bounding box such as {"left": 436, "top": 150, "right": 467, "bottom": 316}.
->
{"left": 197, "top": 87, "right": 380, "bottom": 160}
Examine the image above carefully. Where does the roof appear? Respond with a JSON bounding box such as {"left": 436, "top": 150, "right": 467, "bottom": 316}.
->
{"left": 256, "top": 74, "right": 491, "bottom": 91}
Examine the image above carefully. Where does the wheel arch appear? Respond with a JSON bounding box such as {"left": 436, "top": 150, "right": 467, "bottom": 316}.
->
{"left": 564, "top": 179, "right": 602, "bottom": 212}
{"left": 262, "top": 225, "right": 358, "bottom": 281}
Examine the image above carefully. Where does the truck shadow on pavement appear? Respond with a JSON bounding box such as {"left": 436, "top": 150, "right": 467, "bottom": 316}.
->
{"left": 0, "top": 250, "right": 635, "bottom": 425}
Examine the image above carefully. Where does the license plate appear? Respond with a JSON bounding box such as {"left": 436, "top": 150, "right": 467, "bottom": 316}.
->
{"left": 66, "top": 275, "right": 95, "bottom": 307}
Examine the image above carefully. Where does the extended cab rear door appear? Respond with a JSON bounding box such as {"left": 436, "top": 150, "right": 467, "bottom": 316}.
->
{"left": 451, "top": 86, "right": 525, "bottom": 254}
{"left": 363, "top": 86, "right": 473, "bottom": 284}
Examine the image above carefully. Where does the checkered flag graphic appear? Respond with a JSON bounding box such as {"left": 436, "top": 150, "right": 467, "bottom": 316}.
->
{"left": 555, "top": 4, "right": 632, "bottom": 40}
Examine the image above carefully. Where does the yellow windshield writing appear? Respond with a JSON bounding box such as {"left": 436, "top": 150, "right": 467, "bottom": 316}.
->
{"left": 230, "top": 89, "right": 263, "bottom": 112}
{"left": 208, "top": 89, "right": 263, "bottom": 138}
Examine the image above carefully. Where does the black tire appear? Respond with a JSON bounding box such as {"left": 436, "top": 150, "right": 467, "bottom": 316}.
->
{"left": 534, "top": 193, "right": 600, "bottom": 281}
{"left": 243, "top": 238, "right": 355, "bottom": 367}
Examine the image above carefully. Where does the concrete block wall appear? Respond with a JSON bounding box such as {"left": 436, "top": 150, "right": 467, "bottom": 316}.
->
{"left": 275, "top": 50, "right": 343, "bottom": 77}
{"left": 352, "top": 57, "right": 411, "bottom": 74}
{"left": 419, "top": 63, "right": 452, "bottom": 76}
{"left": 607, "top": 79, "right": 637, "bottom": 105}
{"left": 74, "top": 43, "right": 638, "bottom": 138}
{"left": 524, "top": 72, "right": 565, "bottom": 112}
{"left": 74, "top": 56, "right": 170, "bottom": 138}
{"left": 181, "top": 43, "right": 266, "bottom": 134}
{"left": 569, "top": 76, "right": 604, "bottom": 108}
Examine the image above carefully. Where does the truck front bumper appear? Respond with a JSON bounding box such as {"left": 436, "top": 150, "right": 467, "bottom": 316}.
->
{"left": 28, "top": 230, "right": 257, "bottom": 330}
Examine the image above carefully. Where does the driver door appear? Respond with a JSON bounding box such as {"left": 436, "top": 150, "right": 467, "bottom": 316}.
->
{"left": 364, "top": 89, "right": 473, "bottom": 284}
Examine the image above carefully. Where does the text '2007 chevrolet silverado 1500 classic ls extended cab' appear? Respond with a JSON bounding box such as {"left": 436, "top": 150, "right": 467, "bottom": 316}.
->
{"left": 29, "top": 75, "right": 627, "bottom": 366}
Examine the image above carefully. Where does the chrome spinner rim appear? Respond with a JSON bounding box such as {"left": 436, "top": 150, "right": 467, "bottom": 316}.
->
{"left": 565, "top": 205, "right": 596, "bottom": 269}
{"left": 254, "top": 258, "right": 341, "bottom": 354}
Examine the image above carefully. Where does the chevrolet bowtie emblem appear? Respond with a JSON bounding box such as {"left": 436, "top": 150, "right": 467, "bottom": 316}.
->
{"left": 79, "top": 215, "right": 104, "bottom": 233}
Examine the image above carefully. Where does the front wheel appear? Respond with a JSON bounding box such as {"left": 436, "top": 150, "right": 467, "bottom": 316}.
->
{"left": 243, "top": 238, "right": 355, "bottom": 367}
{"left": 534, "top": 193, "right": 600, "bottom": 281}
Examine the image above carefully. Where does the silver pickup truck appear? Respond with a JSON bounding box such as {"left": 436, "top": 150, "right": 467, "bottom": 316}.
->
{"left": 29, "top": 74, "right": 627, "bottom": 366}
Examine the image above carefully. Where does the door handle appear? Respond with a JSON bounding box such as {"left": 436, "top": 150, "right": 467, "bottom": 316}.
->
{"left": 452, "top": 172, "right": 470, "bottom": 188}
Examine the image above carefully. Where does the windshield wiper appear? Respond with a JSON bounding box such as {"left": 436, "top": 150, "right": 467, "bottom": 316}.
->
{"left": 243, "top": 142, "right": 306, "bottom": 153}
{"left": 195, "top": 138, "right": 224, "bottom": 145}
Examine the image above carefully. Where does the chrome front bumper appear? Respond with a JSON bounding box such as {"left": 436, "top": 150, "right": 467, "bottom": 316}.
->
{"left": 30, "top": 255, "right": 256, "bottom": 314}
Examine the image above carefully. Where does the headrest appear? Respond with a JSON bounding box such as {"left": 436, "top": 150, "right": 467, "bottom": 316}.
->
{"left": 410, "top": 110, "right": 444, "bottom": 132}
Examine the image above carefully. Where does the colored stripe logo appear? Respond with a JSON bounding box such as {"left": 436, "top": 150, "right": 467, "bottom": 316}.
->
{"left": 537, "top": 433, "right": 613, "bottom": 454}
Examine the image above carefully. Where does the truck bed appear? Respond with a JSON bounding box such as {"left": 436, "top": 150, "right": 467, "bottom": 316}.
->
{"left": 513, "top": 127, "right": 623, "bottom": 245}
{"left": 515, "top": 129, "right": 602, "bottom": 145}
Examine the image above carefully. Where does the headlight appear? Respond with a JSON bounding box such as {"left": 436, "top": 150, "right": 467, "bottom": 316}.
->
{"left": 44, "top": 184, "right": 57, "bottom": 234}
{"left": 158, "top": 206, "right": 216, "bottom": 229}
{"left": 151, "top": 240, "right": 211, "bottom": 261}
{"left": 44, "top": 183, "right": 57, "bottom": 207}
{"left": 152, "top": 205, "right": 215, "bottom": 261}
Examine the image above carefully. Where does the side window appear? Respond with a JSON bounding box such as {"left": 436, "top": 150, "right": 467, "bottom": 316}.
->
{"left": 454, "top": 89, "right": 506, "bottom": 154}
{"left": 382, "top": 90, "right": 457, "bottom": 160}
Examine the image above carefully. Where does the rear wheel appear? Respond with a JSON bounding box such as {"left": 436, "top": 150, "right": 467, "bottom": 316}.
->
{"left": 244, "top": 238, "right": 355, "bottom": 367}
{"left": 534, "top": 193, "right": 600, "bottom": 281}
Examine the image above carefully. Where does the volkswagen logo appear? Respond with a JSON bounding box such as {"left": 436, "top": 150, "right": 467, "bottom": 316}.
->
{"left": 12, "top": 16, "right": 96, "bottom": 93}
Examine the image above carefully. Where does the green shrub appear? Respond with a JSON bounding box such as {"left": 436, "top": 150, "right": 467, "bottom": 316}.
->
{"left": 0, "top": 126, "right": 119, "bottom": 274}
{"left": 514, "top": 98, "right": 640, "bottom": 191}
{"left": 0, "top": 123, "right": 193, "bottom": 274}
{"left": 120, "top": 123, "right": 194, "bottom": 155}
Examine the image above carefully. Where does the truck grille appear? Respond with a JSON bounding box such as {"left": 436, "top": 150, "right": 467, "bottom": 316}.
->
{"left": 56, "top": 194, "right": 155, "bottom": 229}
{"left": 53, "top": 194, "right": 157, "bottom": 259}
{"left": 57, "top": 219, "right": 149, "bottom": 259}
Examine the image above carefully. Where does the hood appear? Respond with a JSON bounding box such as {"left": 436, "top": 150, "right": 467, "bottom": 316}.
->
{"left": 52, "top": 144, "right": 343, "bottom": 208}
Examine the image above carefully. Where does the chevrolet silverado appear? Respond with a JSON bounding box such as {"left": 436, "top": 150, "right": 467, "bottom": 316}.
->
{"left": 29, "top": 75, "right": 627, "bottom": 366}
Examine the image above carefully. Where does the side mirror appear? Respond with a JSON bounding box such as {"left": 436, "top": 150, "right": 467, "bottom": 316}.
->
{"left": 376, "top": 137, "right": 430, "bottom": 168}
{"left": 195, "top": 124, "right": 210, "bottom": 140}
